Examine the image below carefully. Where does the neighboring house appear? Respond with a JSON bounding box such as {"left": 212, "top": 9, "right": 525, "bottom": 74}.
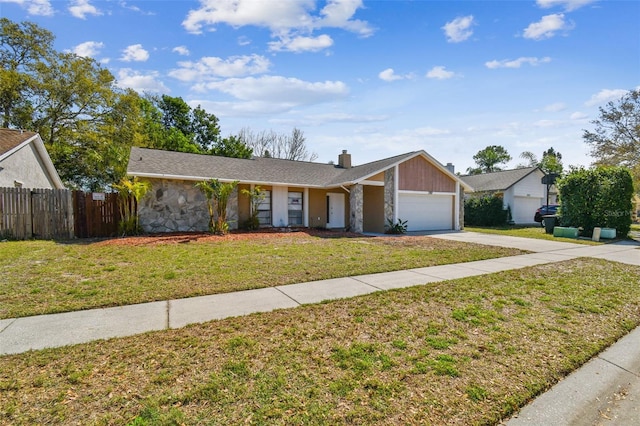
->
{"left": 460, "top": 167, "right": 555, "bottom": 225}
{"left": 126, "top": 147, "right": 472, "bottom": 234}
{"left": 0, "top": 128, "right": 64, "bottom": 189}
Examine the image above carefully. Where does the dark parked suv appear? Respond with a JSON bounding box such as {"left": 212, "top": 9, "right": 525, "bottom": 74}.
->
{"left": 534, "top": 204, "right": 559, "bottom": 226}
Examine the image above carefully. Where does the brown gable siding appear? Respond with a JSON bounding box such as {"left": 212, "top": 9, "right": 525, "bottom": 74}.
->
{"left": 367, "top": 171, "right": 385, "bottom": 182}
{"left": 398, "top": 156, "right": 455, "bottom": 192}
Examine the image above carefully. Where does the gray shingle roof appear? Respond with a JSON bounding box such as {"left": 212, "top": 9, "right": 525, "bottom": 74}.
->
{"left": 460, "top": 167, "right": 540, "bottom": 192}
{"left": 127, "top": 147, "right": 420, "bottom": 188}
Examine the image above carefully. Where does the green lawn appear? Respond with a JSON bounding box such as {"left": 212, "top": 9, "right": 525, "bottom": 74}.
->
{"left": 0, "top": 232, "right": 525, "bottom": 319}
{"left": 1, "top": 258, "right": 638, "bottom": 425}
{"left": 464, "top": 225, "right": 603, "bottom": 244}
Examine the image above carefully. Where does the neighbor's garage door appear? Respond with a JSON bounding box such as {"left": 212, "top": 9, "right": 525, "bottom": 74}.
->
{"left": 398, "top": 193, "right": 454, "bottom": 231}
{"left": 512, "top": 196, "right": 542, "bottom": 224}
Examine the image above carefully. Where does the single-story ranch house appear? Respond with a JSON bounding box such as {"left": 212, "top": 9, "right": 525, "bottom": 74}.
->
{"left": 460, "top": 167, "right": 556, "bottom": 225}
{"left": 126, "top": 147, "right": 472, "bottom": 234}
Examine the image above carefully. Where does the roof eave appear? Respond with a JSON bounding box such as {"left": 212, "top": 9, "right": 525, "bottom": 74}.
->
{"left": 126, "top": 171, "right": 327, "bottom": 188}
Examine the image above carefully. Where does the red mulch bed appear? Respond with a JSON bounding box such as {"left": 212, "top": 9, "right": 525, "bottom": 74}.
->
{"left": 94, "top": 228, "right": 367, "bottom": 247}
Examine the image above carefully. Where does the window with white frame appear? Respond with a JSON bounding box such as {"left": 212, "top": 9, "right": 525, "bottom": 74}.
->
{"left": 288, "top": 191, "right": 303, "bottom": 226}
{"left": 256, "top": 190, "right": 271, "bottom": 226}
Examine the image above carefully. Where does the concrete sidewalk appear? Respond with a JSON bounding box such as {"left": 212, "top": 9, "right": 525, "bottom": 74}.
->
{"left": 0, "top": 251, "right": 578, "bottom": 355}
{"left": 1, "top": 231, "right": 638, "bottom": 424}
{"left": 1, "top": 232, "right": 638, "bottom": 356}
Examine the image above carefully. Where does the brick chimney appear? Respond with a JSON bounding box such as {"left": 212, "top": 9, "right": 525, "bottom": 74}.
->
{"left": 338, "top": 150, "right": 351, "bottom": 169}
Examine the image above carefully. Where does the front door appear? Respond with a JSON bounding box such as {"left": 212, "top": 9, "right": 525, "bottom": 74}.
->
{"left": 327, "top": 193, "right": 345, "bottom": 228}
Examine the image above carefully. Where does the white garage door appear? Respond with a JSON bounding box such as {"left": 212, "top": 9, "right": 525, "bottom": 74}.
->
{"left": 512, "top": 196, "right": 543, "bottom": 224}
{"left": 398, "top": 193, "right": 454, "bottom": 231}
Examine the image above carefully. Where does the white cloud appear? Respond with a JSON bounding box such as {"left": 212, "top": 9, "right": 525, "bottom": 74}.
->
{"left": 269, "top": 34, "right": 333, "bottom": 52}
{"left": 203, "top": 75, "right": 349, "bottom": 105}
{"left": 70, "top": 41, "right": 104, "bottom": 58}
{"left": 68, "top": 0, "right": 102, "bottom": 19}
{"left": 585, "top": 89, "right": 629, "bottom": 107}
{"left": 120, "top": 44, "right": 149, "bottom": 62}
{"left": 442, "top": 15, "right": 475, "bottom": 43}
{"left": 485, "top": 56, "right": 551, "bottom": 69}
{"left": 570, "top": 111, "right": 588, "bottom": 120}
{"left": 378, "top": 68, "right": 403, "bottom": 82}
{"left": 182, "top": 0, "right": 373, "bottom": 52}
{"left": 1, "top": 0, "right": 54, "bottom": 16}
{"left": 183, "top": 0, "right": 313, "bottom": 34}
{"left": 536, "top": 0, "right": 597, "bottom": 12}
{"left": 116, "top": 69, "right": 169, "bottom": 94}
{"left": 272, "top": 112, "right": 389, "bottom": 126}
{"left": 426, "top": 66, "right": 455, "bottom": 80}
{"left": 316, "top": 0, "right": 373, "bottom": 36}
{"left": 169, "top": 54, "right": 271, "bottom": 82}
{"left": 172, "top": 46, "right": 190, "bottom": 56}
{"left": 523, "top": 13, "right": 574, "bottom": 40}
{"left": 543, "top": 102, "right": 567, "bottom": 112}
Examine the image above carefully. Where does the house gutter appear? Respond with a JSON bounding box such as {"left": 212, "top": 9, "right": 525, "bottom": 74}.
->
{"left": 126, "top": 171, "right": 327, "bottom": 189}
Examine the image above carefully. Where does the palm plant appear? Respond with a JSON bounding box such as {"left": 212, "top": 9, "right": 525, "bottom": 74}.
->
{"left": 195, "top": 179, "right": 239, "bottom": 234}
{"left": 112, "top": 176, "right": 151, "bottom": 235}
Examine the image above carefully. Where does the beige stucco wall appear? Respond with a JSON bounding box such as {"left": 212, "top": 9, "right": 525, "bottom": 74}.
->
{"left": 363, "top": 185, "right": 385, "bottom": 233}
{"left": 308, "top": 188, "right": 350, "bottom": 229}
{"left": 0, "top": 144, "right": 57, "bottom": 189}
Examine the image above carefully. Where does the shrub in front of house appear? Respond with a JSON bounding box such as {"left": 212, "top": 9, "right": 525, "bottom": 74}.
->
{"left": 557, "top": 166, "right": 634, "bottom": 238}
{"left": 464, "top": 194, "right": 508, "bottom": 226}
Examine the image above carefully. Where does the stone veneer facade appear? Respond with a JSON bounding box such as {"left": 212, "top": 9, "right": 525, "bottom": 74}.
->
{"left": 349, "top": 184, "right": 364, "bottom": 233}
{"left": 139, "top": 179, "right": 240, "bottom": 233}
{"left": 384, "top": 168, "right": 395, "bottom": 228}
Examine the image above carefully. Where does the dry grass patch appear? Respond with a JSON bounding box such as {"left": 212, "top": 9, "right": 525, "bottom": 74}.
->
{"left": 0, "top": 233, "right": 524, "bottom": 319}
{"left": 1, "top": 258, "right": 639, "bottom": 425}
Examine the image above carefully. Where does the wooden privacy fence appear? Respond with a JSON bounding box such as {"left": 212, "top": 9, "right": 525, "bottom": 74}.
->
{"left": 73, "top": 191, "right": 121, "bottom": 238}
{"left": 0, "top": 188, "right": 125, "bottom": 240}
{"left": 0, "top": 187, "right": 74, "bottom": 240}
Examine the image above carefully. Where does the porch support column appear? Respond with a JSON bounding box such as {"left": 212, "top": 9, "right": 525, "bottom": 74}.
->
{"left": 384, "top": 168, "right": 396, "bottom": 229}
{"left": 227, "top": 185, "right": 239, "bottom": 230}
{"left": 350, "top": 184, "right": 364, "bottom": 233}
{"left": 303, "top": 187, "right": 309, "bottom": 227}
{"left": 458, "top": 182, "right": 465, "bottom": 230}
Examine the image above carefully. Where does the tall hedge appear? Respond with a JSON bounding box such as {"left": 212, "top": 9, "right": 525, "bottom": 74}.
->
{"left": 557, "top": 167, "right": 633, "bottom": 237}
{"left": 464, "top": 194, "right": 508, "bottom": 226}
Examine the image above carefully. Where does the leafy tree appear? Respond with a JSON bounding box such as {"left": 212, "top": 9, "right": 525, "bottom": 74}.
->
{"left": 518, "top": 147, "right": 563, "bottom": 175}
{"left": 466, "top": 145, "right": 512, "bottom": 174}
{"left": 211, "top": 134, "right": 253, "bottom": 159}
{"left": 583, "top": 89, "right": 640, "bottom": 192}
{"left": 191, "top": 105, "right": 221, "bottom": 152}
{"left": 0, "top": 18, "right": 249, "bottom": 189}
{"left": 195, "top": 179, "right": 239, "bottom": 234}
{"left": 239, "top": 127, "right": 318, "bottom": 161}
{"left": 1, "top": 18, "right": 146, "bottom": 190}
{"left": 539, "top": 147, "right": 563, "bottom": 175}
{"left": 143, "top": 95, "right": 250, "bottom": 158}
{"left": 0, "top": 18, "right": 55, "bottom": 128}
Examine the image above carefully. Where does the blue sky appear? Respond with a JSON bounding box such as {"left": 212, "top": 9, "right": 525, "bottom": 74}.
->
{"left": 2, "top": 0, "right": 639, "bottom": 173}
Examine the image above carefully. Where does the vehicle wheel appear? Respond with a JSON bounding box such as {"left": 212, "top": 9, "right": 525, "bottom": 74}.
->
{"left": 540, "top": 220, "right": 545, "bottom": 227}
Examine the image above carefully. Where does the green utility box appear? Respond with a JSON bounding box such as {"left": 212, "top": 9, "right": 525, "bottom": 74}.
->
{"left": 600, "top": 228, "right": 616, "bottom": 239}
{"left": 553, "top": 226, "right": 579, "bottom": 238}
